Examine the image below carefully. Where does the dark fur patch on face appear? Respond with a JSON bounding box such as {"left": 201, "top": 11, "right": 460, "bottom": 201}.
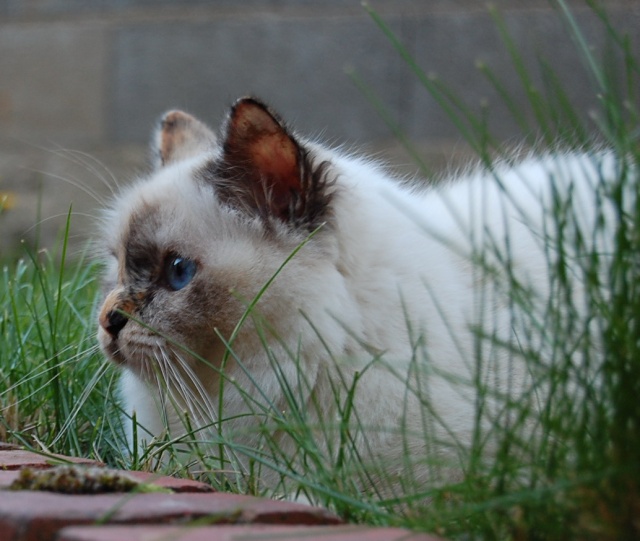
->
{"left": 122, "top": 202, "right": 163, "bottom": 288}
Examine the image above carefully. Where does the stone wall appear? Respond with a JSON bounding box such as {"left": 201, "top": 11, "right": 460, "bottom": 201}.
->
{"left": 0, "top": 0, "right": 638, "bottom": 252}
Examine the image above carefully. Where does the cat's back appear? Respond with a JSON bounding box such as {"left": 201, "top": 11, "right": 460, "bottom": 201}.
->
{"left": 323, "top": 149, "right": 617, "bottom": 361}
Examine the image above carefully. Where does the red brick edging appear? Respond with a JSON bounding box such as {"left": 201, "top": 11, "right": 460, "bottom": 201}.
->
{"left": 0, "top": 445, "right": 442, "bottom": 541}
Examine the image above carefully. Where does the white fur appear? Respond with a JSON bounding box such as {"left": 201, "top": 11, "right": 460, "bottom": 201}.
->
{"left": 100, "top": 135, "right": 620, "bottom": 495}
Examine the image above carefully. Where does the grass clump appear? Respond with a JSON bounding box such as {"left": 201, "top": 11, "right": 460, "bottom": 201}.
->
{"left": 0, "top": 226, "right": 124, "bottom": 464}
{"left": 355, "top": 1, "right": 640, "bottom": 539}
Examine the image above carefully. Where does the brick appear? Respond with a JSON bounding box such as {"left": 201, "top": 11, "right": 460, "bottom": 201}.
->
{"left": 0, "top": 444, "right": 21, "bottom": 451}
{"left": 0, "top": 491, "right": 341, "bottom": 541}
{"left": 0, "top": 471, "right": 20, "bottom": 489}
{"left": 0, "top": 450, "right": 102, "bottom": 470}
{"left": 0, "top": 469, "right": 213, "bottom": 493}
{"left": 119, "top": 471, "right": 215, "bottom": 493}
{"left": 57, "top": 524, "right": 443, "bottom": 541}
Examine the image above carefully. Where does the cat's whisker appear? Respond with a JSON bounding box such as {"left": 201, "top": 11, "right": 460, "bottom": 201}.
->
{"left": 172, "top": 350, "right": 218, "bottom": 423}
{"left": 160, "top": 349, "right": 191, "bottom": 413}
{"left": 153, "top": 348, "right": 171, "bottom": 391}
{"left": 51, "top": 357, "right": 112, "bottom": 446}
{"left": 158, "top": 347, "right": 202, "bottom": 427}
{"left": 38, "top": 142, "right": 121, "bottom": 196}
{"left": 150, "top": 352, "right": 167, "bottom": 410}
{"left": 168, "top": 354, "right": 214, "bottom": 433}
{"left": 24, "top": 167, "right": 108, "bottom": 207}
{"left": 169, "top": 350, "right": 249, "bottom": 477}
{"left": 153, "top": 349, "right": 178, "bottom": 427}
{"left": 12, "top": 138, "right": 120, "bottom": 197}
{"left": 55, "top": 147, "right": 122, "bottom": 195}
{"left": 176, "top": 352, "right": 252, "bottom": 476}
{"left": 21, "top": 213, "right": 103, "bottom": 239}
{"left": 160, "top": 351, "right": 247, "bottom": 475}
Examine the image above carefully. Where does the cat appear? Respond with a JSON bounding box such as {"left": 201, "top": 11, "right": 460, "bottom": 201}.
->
{"left": 97, "top": 97, "right": 618, "bottom": 500}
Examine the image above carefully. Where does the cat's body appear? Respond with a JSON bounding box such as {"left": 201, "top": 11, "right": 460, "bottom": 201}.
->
{"left": 98, "top": 98, "right": 615, "bottom": 495}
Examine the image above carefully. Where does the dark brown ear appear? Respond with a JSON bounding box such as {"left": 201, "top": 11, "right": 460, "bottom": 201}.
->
{"left": 218, "top": 97, "right": 303, "bottom": 222}
{"left": 213, "top": 97, "right": 335, "bottom": 228}
{"left": 154, "top": 110, "right": 217, "bottom": 167}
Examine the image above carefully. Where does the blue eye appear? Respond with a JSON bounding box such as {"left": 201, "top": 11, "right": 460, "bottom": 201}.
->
{"left": 164, "top": 255, "right": 197, "bottom": 291}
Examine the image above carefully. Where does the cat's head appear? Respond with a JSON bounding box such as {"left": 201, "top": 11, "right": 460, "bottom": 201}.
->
{"left": 97, "top": 98, "right": 342, "bottom": 381}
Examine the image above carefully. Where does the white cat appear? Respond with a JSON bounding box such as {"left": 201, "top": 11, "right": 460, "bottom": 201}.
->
{"left": 97, "top": 97, "right": 618, "bottom": 497}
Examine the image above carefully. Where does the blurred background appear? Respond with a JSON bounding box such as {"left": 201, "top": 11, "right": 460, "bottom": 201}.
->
{"left": 0, "top": 0, "right": 638, "bottom": 254}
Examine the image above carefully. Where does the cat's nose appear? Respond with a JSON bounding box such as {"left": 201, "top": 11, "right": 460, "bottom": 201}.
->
{"left": 103, "top": 309, "right": 128, "bottom": 338}
{"left": 99, "top": 290, "right": 134, "bottom": 339}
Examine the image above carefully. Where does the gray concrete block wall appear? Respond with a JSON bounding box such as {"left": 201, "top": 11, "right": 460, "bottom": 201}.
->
{"left": 110, "top": 15, "right": 410, "bottom": 143}
{"left": 0, "top": 21, "right": 108, "bottom": 145}
{"left": 0, "top": 1, "right": 638, "bottom": 252}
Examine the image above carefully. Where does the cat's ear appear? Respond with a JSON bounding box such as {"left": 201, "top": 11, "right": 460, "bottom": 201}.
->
{"left": 215, "top": 97, "right": 333, "bottom": 226}
{"left": 153, "top": 110, "right": 217, "bottom": 168}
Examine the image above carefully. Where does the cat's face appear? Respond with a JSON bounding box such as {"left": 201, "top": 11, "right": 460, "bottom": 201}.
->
{"left": 97, "top": 99, "right": 337, "bottom": 381}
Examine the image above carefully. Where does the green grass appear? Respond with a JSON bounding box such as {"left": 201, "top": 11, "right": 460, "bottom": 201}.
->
{"left": 0, "top": 219, "right": 125, "bottom": 464}
{"left": 2, "top": 1, "right": 640, "bottom": 539}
